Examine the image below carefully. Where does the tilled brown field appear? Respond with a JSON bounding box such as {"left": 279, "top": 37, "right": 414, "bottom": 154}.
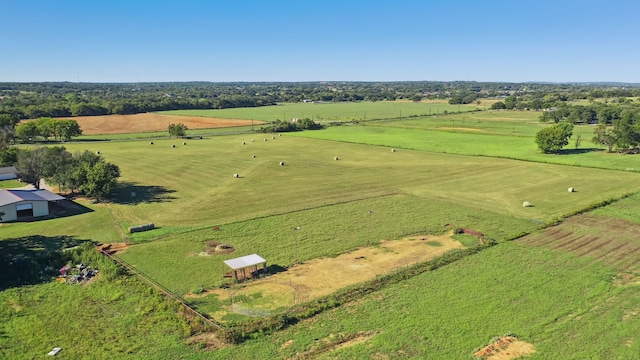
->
{"left": 519, "top": 215, "right": 640, "bottom": 272}
{"left": 55, "top": 113, "right": 261, "bottom": 135}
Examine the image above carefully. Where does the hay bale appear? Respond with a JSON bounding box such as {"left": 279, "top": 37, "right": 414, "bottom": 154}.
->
{"left": 233, "top": 173, "right": 240, "bottom": 178}
{"left": 183, "top": 142, "right": 187, "bottom": 145}
{"left": 252, "top": 155, "right": 256, "bottom": 158}
{"left": 251, "top": 139, "right": 255, "bottom": 142}
{"left": 150, "top": 142, "right": 154, "bottom": 145}
{"left": 334, "top": 156, "right": 339, "bottom": 160}
{"left": 568, "top": 187, "right": 575, "bottom": 193}
{"left": 242, "top": 142, "right": 246, "bottom": 145}
{"left": 129, "top": 223, "right": 155, "bottom": 234}
{"left": 279, "top": 133, "right": 282, "bottom": 136}
{"left": 279, "top": 161, "right": 285, "bottom": 166}
{"left": 171, "top": 144, "right": 176, "bottom": 148}
{"left": 96, "top": 151, "right": 100, "bottom": 154}
{"left": 264, "top": 138, "right": 268, "bottom": 141}
{"left": 523, "top": 201, "right": 532, "bottom": 207}
{"left": 391, "top": 148, "right": 396, "bottom": 152}
{"left": 272, "top": 136, "right": 275, "bottom": 139}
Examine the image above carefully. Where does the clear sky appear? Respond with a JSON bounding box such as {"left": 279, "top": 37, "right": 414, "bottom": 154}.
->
{"left": 2, "top": 0, "right": 639, "bottom": 83}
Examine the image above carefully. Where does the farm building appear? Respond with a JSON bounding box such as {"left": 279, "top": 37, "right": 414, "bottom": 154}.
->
{"left": 223, "top": 254, "right": 267, "bottom": 282}
{"left": 0, "top": 166, "right": 18, "bottom": 181}
{"left": 0, "top": 189, "right": 65, "bottom": 222}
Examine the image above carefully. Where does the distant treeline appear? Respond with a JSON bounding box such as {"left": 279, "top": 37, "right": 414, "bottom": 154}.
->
{"left": 2, "top": 81, "right": 640, "bottom": 120}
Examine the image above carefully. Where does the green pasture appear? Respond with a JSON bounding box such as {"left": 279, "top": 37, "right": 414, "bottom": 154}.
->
{"left": 159, "top": 100, "right": 484, "bottom": 123}
{"left": 0, "top": 179, "right": 23, "bottom": 189}
{"left": 374, "top": 110, "right": 545, "bottom": 137}
{"left": 217, "top": 242, "right": 640, "bottom": 359}
{"left": 57, "top": 135, "right": 640, "bottom": 233}
{"left": 0, "top": 199, "right": 121, "bottom": 243}
{"left": 117, "top": 194, "right": 534, "bottom": 295}
{"left": 292, "top": 125, "right": 638, "bottom": 171}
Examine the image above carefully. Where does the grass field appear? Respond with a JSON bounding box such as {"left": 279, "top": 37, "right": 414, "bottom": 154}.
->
{"left": 159, "top": 100, "right": 485, "bottom": 123}
{"left": 3, "top": 106, "right": 640, "bottom": 358}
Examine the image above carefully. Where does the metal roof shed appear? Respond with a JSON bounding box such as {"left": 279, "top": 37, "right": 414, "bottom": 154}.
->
{"left": 223, "top": 254, "right": 267, "bottom": 282}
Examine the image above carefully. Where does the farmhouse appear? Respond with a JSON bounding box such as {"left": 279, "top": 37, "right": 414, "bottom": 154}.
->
{"left": 0, "top": 166, "right": 18, "bottom": 180}
{"left": 0, "top": 189, "right": 65, "bottom": 222}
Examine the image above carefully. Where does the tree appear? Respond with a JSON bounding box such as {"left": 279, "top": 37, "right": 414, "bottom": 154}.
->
{"left": 592, "top": 123, "right": 618, "bottom": 152}
{"left": 17, "top": 147, "right": 49, "bottom": 189}
{"left": 168, "top": 123, "right": 188, "bottom": 137}
{"left": 490, "top": 101, "right": 506, "bottom": 110}
{"left": 34, "top": 117, "right": 55, "bottom": 141}
{"left": 410, "top": 94, "right": 422, "bottom": 102}
{"left": 15, "top": 121, "right": 38, "bottom": 143}
{"left": 534, "top": 122, "right": 574, "bottom": 153}
{"left": 504, "top": 96, "right": 517, "bottom": 109}
{"left": 79, "top": 161, "right": 120, "bottom": 202}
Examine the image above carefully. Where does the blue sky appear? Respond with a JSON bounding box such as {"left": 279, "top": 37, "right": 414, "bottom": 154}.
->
{"left": 2, "top": 0, "right": 639, "bottom": 83}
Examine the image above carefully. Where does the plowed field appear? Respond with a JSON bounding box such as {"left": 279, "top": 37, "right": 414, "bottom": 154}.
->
{"left": 57, "top": 113, "right": 260, "bottom": 135}
{"left": 519, "top": 215, "right": 640, "bottom": 271}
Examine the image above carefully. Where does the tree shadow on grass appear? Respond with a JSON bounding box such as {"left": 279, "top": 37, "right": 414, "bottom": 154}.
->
{"left": 0, "top": 235, "right": 88, "bottom": 290}
{"left": 108, "top": 182, "right": 177, "bottom": 205}
{"left": 555, "top": 148, "right": 604, "bottom": 155}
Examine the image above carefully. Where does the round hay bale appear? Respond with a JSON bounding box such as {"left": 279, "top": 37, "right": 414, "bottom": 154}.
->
{"left": 272, "top": 136, "right": 275, "bottom": 139}
{"left": 251, "top": 139, "right": 255, "bottom": 142}
{"left": 568, "top": 187, "right": 575, "bottom": 193}
{"left": 264, "top": 138, "right": 268, "bottom": 141}
{"left": 391, "top": 148, "right": 396, "bottom": 152}
{"left": 334, "top": 156, "right": 339, "bottom": 160}
{"left": 242, "top": 142, "right": 246, "bottom": 145}
{"left": 183, "top": 142, "right": 187, "bottom": 145}
{"left": 523, "top": 201, "right": 532, "bottom": 207}
{"left": 233, "top": 173, "right": 239, "bottom": 178}
{"left": 96, "top": 151, "right": 100, "bottom": 154}
{"left": 199, "top": 136, "right": 203, "bottom": 139}
{"left": 150, "top": 142, "right": 154, "bottom": 145}
{"left": 279, "top": 133, "right": 282, "bottom": 136}
{"left": 171, "top": 145, "right": 175, "bottom": 148}
{"left": 279, "top": 161, "right": 285, "bottom": 166}
{"left": 252, "top": 155, "right": 256, "bottom": 158}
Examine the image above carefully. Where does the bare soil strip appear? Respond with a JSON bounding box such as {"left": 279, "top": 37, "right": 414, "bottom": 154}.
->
{"left": 474, "top": 336, "right": 536, "bottom": 360}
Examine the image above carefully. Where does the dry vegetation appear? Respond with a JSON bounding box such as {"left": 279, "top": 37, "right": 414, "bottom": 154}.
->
{"left": 57, "top": 113, "right": 261, "bottom": 135}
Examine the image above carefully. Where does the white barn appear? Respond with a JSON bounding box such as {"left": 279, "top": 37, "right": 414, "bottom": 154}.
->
{"left": 0, "top": 189, "right": 64, "bottom": 222}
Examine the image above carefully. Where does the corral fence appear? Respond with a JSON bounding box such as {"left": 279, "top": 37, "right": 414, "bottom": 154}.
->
{"left": 100, "top": 248, "right": 224, "bottom": 330}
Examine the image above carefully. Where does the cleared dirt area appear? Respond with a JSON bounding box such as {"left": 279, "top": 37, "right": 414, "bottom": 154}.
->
{"left": 193, "top": 233, "right": 464, "bottom": 318}
{"left": 54, "top": 113, "right": 261, "bottom": 135}
{"left": 474, "top": 336, "right": 535, "bottom": 360}
{"left": 519, "top": 215, "right": 640, "bottom": 272}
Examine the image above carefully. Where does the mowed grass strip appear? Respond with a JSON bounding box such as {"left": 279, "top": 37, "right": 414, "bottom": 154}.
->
{"left": 292, "top": 125, "right": 640, "bottom": 171}
{"left": 60, "top": 135, "right": 640, "bottom": 231}
{"left": 159, "top": 100, "right": 483, "bottom": 123}
{"left": 217, "top": 242, "right": 640, "bottom": 359}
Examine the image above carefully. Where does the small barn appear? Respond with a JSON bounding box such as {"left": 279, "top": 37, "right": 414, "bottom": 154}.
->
{"left": 0, "top": 166, "right": 18, "bottom": 181}
{"left": 0, "top": 189, "right": 64, "bottom": 222}
{"left": 223, "top": 254, "right": 267, "bottom": 282}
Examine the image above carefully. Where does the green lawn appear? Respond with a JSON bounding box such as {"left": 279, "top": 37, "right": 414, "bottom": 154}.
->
{"left": 0, "top": 179, "right": 23, "bottom": 189}
{"left": 159, "top": 100, "right": 484, "bottom": 123}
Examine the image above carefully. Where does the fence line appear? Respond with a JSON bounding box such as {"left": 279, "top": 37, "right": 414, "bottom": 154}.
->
{"left": 100, "top": 249, "right": 224, "bottom": 330}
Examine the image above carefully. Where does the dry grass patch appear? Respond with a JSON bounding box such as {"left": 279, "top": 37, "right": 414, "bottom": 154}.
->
{"left": 474, "top": 336, "right": 536, "bottom": 360}
{"left": 55, "top": 113, "right": 261, "bottom": 135}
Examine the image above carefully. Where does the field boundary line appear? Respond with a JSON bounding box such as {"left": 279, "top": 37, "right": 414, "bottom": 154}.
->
{"left": 100, "top": 249, "right": 225, "bottom": 330}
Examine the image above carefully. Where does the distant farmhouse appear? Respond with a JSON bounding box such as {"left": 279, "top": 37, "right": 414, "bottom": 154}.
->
{"left": 0, "top": 166, "right": 18, "bottom": 181}
{"left": 0, "top": 189, "right": 65, "bottom": 222}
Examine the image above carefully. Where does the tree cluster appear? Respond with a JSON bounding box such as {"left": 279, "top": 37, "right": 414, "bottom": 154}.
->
{"left": 168, "top": 123, "right": 188, "bottom": 137}
{"left": 15, "top": 147, "right": 119, "bottom": 201}
{"left": 260, "top": 118, "right": 324, "bottom": 133}
{"left": 14, "top": 118, "right": 82, "bottom": 143}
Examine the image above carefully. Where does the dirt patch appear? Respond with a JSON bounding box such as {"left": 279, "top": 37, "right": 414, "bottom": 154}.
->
{"left": 185, "top": 332, "right": 230, "bottom": 350}
{"left": 613, "top": 272, "right": 640, "bottom": 286}
{"left": 289, "top": 330, "right": 379, "bottom": 360}
{"left": 98, "top": 242, "right": 130, "bottom": 255}
{"left": 205, "top": 241, "right": 235, "bottom": 255}
{"left": 474, "top": 336, "right": 535, "bottom": 359}
{"left": 52, "top": 113, "right": 262, "bottom": 135}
